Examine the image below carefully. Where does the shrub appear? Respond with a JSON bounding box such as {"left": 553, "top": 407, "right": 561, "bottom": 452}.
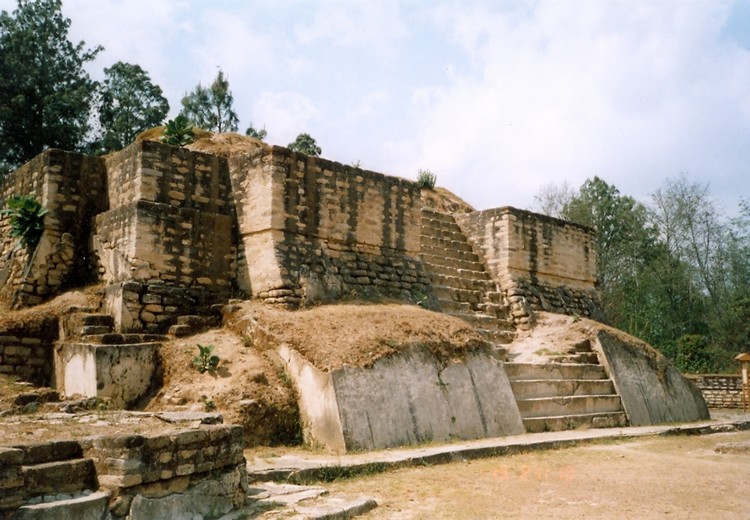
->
{"left": 417, "top": 169, "right": 437, "bottom": 189}
{"left": 162, "top": 115, "right": 195, "bottom": 146}
{"left": 0, "top": 194, "right": 48, "bottom": 250}
{"left": 192, "top": 344, "right": 220, "bottom": 373}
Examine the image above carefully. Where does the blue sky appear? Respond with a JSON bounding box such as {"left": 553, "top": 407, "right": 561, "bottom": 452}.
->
{"left": 2, "top": 0, "right": 750, "bottom": 214}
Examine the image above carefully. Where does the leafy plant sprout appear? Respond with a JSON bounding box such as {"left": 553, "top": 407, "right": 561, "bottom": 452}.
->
{"left": 0, "top": 194, "right": 48, "bottom": 250}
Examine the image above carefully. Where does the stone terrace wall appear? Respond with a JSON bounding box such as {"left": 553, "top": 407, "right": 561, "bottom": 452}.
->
{"left": 456, "top": 207, "right": 602, "bottom": 326}
{"left": 230, "top": 148, "right": 429, "bottom": 306}
{"left": 686, "top": 374, "right": 745, "bottom": 409}
{"left": 0, "top": 150, "right": 106, "bottom": 307}
{"left": 96, "top": 141, "right": 236, "bottom": 332}
{"left": 0, "top": 425, "right": 247, "bottom": 519}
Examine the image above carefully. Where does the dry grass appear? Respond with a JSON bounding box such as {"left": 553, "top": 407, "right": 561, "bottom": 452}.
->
{"left": 326, "top": 431, "right": 750, "bottom": 519}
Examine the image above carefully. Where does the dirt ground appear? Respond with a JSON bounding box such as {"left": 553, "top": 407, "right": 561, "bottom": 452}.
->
{"left": 326, "top": 429, "right": 750, "bottom": 519}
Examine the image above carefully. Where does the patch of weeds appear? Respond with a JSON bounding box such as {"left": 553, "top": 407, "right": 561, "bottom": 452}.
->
{"left": 241, "top": 334, "right": 253, "bottom": 348}
{"left": 201, "top": 395, "right": 216, "bottom": 412}
{"left": 416, "top": 169, "right": 437, "bottom": 189}
{"left": 192, "top": 344, "right": 220, "bottom": 373}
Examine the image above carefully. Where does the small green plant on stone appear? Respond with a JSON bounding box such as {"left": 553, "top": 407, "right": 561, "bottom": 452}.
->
{"left": 201, "top": 395, "right": 216, "bottom": 411}
{"left": 192, "top": 344, "right": 220, "bottom": 373}
{"left": 0, "top": 194, "right": 48, "bottom": 250}
{"left": 416, "top": 169, "right": 437, "bottom": 189}
{"left": 161, "top": 115, "right": 195, "bottom": 146}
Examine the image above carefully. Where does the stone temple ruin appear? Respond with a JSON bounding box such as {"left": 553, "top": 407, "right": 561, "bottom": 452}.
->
{"left": 0, "top": 135, "right": 709, "bottom": 517}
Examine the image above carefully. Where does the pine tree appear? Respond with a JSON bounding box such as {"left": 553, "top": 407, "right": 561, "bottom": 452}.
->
{"left": 180, "top": 70, "right": 239, "bottom": 133}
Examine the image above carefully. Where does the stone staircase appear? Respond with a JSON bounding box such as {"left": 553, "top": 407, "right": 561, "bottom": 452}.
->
{"left": 505, "top": 341, "right": 628, "bottom": 433}
{"left": 12, "top": 440, "right": 110, "bottom": 519}
{"left": 420, "top": 207, "right": 515, "bottom": 357}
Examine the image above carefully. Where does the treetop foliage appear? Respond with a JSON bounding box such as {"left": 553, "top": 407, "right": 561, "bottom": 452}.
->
{"left": 535, "top": 174, "right": 749, "bottom": 373}
{"left": 0, "top": 0, "right": 101, "bottom": 171}
{"left": 288, "top": 133, "right": 322, "bottom": 157}
{"left": 97, "top": 61, "right": 169, "bottom": 153}
{"left": 180, "top": 70, "right": 239, "bottom": 133}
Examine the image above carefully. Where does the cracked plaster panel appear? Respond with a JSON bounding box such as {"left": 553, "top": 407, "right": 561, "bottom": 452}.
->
{"left": 55, "top": 342, "right": 160, "bottom": 407}
{"left": 326, "top": 348, "right": 523, "bottom": 452}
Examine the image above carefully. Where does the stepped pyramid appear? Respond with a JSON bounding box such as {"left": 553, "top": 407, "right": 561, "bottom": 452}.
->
{"left": 420, "top": 207, "right": 515, "bottom": 359}
{"left": 419, "top": 205, "right": 628, "bottom": 433}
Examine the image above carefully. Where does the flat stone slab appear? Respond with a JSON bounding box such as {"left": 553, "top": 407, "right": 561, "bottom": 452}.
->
{"left": 714, "top": 441, "right": 750, "bottom": 454}
{"left": 247, "top": 415, "right": 750, "bottom": 483}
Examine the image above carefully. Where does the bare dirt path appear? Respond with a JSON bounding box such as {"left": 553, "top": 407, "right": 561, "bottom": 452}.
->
{"left": 325, "top": 430, "right": 750, "bottom": 519}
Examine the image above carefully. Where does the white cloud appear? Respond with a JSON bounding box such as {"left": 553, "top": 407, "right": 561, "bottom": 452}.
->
{"left": 407, "top": 0, "right": 750, "bottom": 211}
{"left": 253, "top": 92, "right": 321, "bottom": 145}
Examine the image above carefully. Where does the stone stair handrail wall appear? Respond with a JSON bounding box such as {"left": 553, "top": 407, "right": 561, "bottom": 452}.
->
{"left": 455, "top": 207, "right": 603, "bottom": 325}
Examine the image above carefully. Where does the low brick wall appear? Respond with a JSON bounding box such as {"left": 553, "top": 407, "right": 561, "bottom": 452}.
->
{"left": 0, "top": 425, "right": 248, "bottom": 519}
{"left": 685, "top": 374, "right": 745, "bottom": 409}
{"left": 0, "top": 336, "right": 51, "bottom": 385}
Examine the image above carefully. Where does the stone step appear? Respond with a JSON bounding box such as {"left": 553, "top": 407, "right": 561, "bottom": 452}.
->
{"left": 449, "top": 312, "right": 512, "bottom": 329}
{"left": 81, "top": 333, "right": 168, "bottom": 345}
{"left": 21, "top": 459, "right": 97, "bottom": 498}
{"left": 522, "top": 412, "right": 629, "bottom": 433}
{"left": 430, "top": 285, "right": 484, "bottom": 306}
{"left": 421, "top": 252, "right": 487, "bottom": 273}
{"left": 420, "top": 262, "right": 490, "bottom": 281}
{"left": 434, "top": 299, "right": 473, "bottom": 313}
{"left": 420, "top": 235, "right": 475, "bottom": 252}
{"left": 428, "top": 273, "right": 494, "bottom": 292}
{"left": 79, "top": 313, "right": 114, "bottom": 328}
{"left": 80, "top": 325, "right": 112, "bottom": 336}
{"left": 516, "top": 395, "right": 623, "bottom": 418}
{"left": 476, "top": 328, "right": 516, "bottom": 345}
{"left": 421, "top": 207, "right": 457, "bottom": 222}
{"left": 548, "top": 352, "right": 600, "bottom": 364}
{"left": 16, "top": 490, "right": 110, "bottom": 520}
{"left": 16, "top": 440, "right": 82, "bottom": 465}
{"left": 421, "top": 247, "right": 482, "bottom": 265}
{"left": 169, "top": 314, "right": 220, "bottom": 338}
{"left": 510, "top": 379, "right": 617, "bottom": 399}
{"left": 504, "top": 362, "right": 608, "bottom": 381}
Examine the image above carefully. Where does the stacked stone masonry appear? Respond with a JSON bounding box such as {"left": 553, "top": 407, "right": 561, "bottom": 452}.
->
{"left": 686, "top": 374, "right": 746, "bottom": 408}
{"left": 1, "top": 139, "right": 605, "bottom": 331}
{"left": 0, "top": 425, "right": 248, "bottom": 519}
{"left": 456, "top": 207, "right": 603, "bottom": 325}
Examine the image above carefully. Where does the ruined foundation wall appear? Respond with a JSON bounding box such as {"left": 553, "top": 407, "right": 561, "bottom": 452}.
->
{"left": 686, "top": 374, "right": 746, "bottom": 409}
{"left": 456, "top": 207, "right": 602, "bottom": 326}
{"left": 97, "top": 141, "right": 236, "bottom": 332}
{"left": 230, "top": 148, "right": 430, "bottom": 306}
{"left": 0, "top": 150, "right": 106, "bottom": 307}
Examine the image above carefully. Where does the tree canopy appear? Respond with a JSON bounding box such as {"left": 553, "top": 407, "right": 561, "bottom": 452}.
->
{"left": 535, "top": 176, "right": 750, "bottom": 373}
{"left": 288, "top": 133, "right": 321, "bottom": 156}
{"left": 180, "top": 70, "right": 239, "bottom": 133}
{"left": 0, "top": 0, "right": 101, "bottom": 173}
{"left": 97, "top": 61, "right": 169, "bottom": 152}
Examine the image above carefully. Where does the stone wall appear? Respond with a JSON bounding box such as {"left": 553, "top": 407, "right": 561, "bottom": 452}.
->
{"left": 0, "top": 150, "right": 106, "bottom": 307}
{"left": 686, "top": 374, "right": 746, "bottom": 409}
{"left": 456, "top": 207, "right": 602, "bottom": 326}
{"left": 0, "top": 336, "right": 52, "bottom": 386}
{"left": 96, "top": 141, "right": 236, "bottom": 332}
{"left": 0, "top": 316, "right": 58, "bottom": 386}
{"left": 230, "top": 148, "right": 429, "bottom": 306}
{"left": 0, "top": 425, "right": 247, "bottom": 519}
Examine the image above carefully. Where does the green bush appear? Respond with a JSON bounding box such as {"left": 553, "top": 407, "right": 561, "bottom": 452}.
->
{"left": 162, "top": 115, "right": 195, "bottom": 146}
{"left": 416, "top": 169, "right": 437, "bottom": 189}
{"left": 192, "top": 344, "right": 220, "bottom": 373}
{"left": 673, "top": 334, "right": 731, "bottom": 373}
{"left": 0, "top": 194, "right": 48, "bottom": 250}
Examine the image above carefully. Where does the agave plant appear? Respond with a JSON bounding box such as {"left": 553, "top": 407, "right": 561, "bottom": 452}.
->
{"left": 161, "top": 115, "right": 195, "bottom": 147}
{"left": 0, "top": 195, "right": 48, "bottom": 250}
